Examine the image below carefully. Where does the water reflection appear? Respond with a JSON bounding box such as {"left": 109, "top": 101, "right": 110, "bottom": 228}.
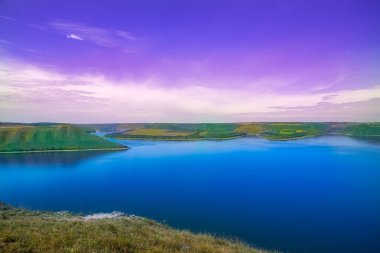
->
{"left": 0, "top": 150, "right": 121, "bottom": 166}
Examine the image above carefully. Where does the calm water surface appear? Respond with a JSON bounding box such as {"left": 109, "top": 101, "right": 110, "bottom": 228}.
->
{"left": 1, "top": 136, "right": 380, "bottom": 253}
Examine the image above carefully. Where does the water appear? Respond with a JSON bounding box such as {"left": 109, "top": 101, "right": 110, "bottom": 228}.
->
{"left": 1, "top": 136, "right": 379, "bottom": 253}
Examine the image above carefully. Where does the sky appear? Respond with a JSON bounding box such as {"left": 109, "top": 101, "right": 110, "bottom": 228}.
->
{"left": 0, "top": 0, "right": 379, "bottom": 123}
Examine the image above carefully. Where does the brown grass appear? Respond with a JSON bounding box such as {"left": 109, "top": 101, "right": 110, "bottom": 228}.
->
{"left": 0, "top": 204, "right": 274, "bottom": 253}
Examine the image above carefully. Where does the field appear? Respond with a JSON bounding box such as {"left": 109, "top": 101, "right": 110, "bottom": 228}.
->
{"left": 257, "top": 123, "right": 328, "bottom": 140}
{"left": 103, "top": 122, "right": 380, "bottom": 141}
{"left": 106, "top": 123, "right": 330, "bottom": 141}
{"left": 0, "top": 203, "right": 271, "bottom": 253}
{"left": 0, "top": 124, "right": 126, "bottom": 153}
{"left": 123, "top": 128, "right": 194, "bottom": 137}
{"left": 107, "top": 123, "right": 244, "bottom": 140}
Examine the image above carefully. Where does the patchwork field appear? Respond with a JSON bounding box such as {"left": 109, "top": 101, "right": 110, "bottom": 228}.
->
{"left": 106, "top": 123, "right": 244, "bottom": 140}
{"left": 103, "top": 122, "right": 380, "bottom": 141}
{"left": 124, "top": 128, "right": 194, "bottom": 137}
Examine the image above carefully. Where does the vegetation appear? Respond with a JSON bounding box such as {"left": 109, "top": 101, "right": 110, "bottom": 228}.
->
{"left": 0, "top": 124, "right": 127, "bottom": 153}
{"left": 234, "top": 124, "right": 263, "bottom": 135}
{"left": 2, "top": 123, "right": 379, "bottom": 149}
{"left": 105, "top": 122, "right": 332, "bottom": 141}
{"left": 258, "top": 123, "right": 328, "bottom": 140}
{"left": 123, "top": 128, "right": 194, "bottom": 137}
{"left": 107, "top": 123, "right": 244, "bottom": 140}
{"left": 341, "top": 123, "right": 380, "bottom": 136}
{"left": 0, "top": 203, "right": 271, "bottom": 253}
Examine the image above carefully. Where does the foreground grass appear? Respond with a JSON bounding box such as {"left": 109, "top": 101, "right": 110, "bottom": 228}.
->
{"left": 0, "top": 203, "right": 271, "bottom": 253}
{"left": 0, "top": 123, "right": 127, "bottom": 152}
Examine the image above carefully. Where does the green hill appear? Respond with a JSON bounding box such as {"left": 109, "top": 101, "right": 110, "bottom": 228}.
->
{"left": 0, "top": 124, "right": 127, "bottom": 153}
{"left": 341, "top": 123, "right": 380, "bottom": 136}
{"left": 0, "top": 203, "right": 271, "bottom": 253}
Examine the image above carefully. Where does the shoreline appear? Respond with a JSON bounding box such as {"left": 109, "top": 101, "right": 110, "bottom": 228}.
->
{"left": 108, "top": 135, "right": 245, "bottom": 141}
{"left": 109, "top": 133, "right": 380, "bottom": 142}
{"left": 0, "top": 147, "right": 129, "bottom": 154}
{"left": 108, "top": 134, "right": 318, "bottom": 142}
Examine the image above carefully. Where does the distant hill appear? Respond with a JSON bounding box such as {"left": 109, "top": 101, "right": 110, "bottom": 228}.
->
{"left": 0, "top": 124, "right": 127, "bottom": 153}
{"left": 99, "top": 122, "right": 380, "bottom": 141}
{"left": 341, "top": 123, "right": 380, "bottom": 136}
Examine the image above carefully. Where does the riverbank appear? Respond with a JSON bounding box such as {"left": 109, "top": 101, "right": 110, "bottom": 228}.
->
{"left": 0, "top": 203, "right": 273, "bottom": 253}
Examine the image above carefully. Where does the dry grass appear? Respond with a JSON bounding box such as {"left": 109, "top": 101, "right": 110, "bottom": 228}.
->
{"left": 0, "top": 204, "right": 273, "bottom": 253}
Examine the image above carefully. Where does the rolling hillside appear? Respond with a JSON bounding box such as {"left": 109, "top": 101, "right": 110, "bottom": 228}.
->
{"left": 0, "top": 124, "right": 127, "bottom": 152}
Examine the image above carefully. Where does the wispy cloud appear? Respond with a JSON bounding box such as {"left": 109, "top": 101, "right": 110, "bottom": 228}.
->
{"left": 1, "top": 61, "right": 380, "bottom": 122}
{"left": 0, "top": 15, "right": 17, "bottom": 21}
{"left": 66, "top": 34, "right": 84, "bottom": 41}
{"left": 0, "top": 39, "right": 12, "bottom": 45}
{"left": 48, "top": 20, "right": 137, "bottom": 49}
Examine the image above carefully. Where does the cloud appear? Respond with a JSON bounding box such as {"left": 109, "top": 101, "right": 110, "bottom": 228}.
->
{"left": 1, "top": 61, "right": 380, "bottom": 123}
{"left": 66, "top": 34, "right": 84, "bottom": 41}
{"left": 0, "top": 15, "right": 16, "bottom": 21}
{"left": 48, "top": 20, "right": 136, "bottom": 49}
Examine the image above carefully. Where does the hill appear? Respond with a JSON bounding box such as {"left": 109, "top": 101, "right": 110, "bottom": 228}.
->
{"left": 0, "top": 124, "right": 127, "bottom": 153}
{"left": 0, "top": 203, "right": 272, "bottom": 253}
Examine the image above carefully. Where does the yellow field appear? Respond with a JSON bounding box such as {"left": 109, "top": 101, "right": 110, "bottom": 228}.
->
{"left": 234, "top": 124, "right": 263, "bottom": 135}
{"left": 124, "top": 128, "right": 194, "bottom": 136}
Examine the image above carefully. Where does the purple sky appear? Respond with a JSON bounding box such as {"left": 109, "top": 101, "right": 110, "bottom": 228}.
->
{"left": 1, "top": 0, "right": 379, "bottom": 122}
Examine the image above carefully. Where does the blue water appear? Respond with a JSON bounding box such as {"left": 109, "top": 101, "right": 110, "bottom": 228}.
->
{"left": 1, "top": 136, "right": 380, "bottom": 253}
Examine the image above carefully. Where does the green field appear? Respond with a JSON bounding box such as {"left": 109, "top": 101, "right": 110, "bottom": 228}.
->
{"left": 102, "top": 122, "right": 380, "bottom": 141}
{"left": 107, "top": 123, "right": 244, "bottom": 140}
{"left": 258, "top": 123, "right": 328, "bottom": 140}
{"left": 0, "top": 203, "right": 270, "bottom": 253}
{"left": 105, "top": 122, "right": 333, "bottom": 141}
{"left": 123, "top": 128, "right": 194, "bottom": 137}
{"left": 0, "top": 124, "right": 127, "bottom": 153}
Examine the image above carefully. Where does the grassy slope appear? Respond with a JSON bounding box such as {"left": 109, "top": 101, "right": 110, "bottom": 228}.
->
{"left": 0, "top": 124, "right": 126, "bottom": 152}
{"left": 341, "top": 123, "right": 380, "bottom": 136}
{"left": 0, "top": 203, "right": 271, "bottom": 253}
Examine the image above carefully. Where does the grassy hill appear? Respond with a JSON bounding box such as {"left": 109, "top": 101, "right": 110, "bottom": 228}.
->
{"left": 341, "top": 123, "right": 380, "bottom": 136}
{"left": 0, "top": 203, "right": 271, "bottom": 253}
{"left": 0, "top": 124, "right": 127, "bottom": 153}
